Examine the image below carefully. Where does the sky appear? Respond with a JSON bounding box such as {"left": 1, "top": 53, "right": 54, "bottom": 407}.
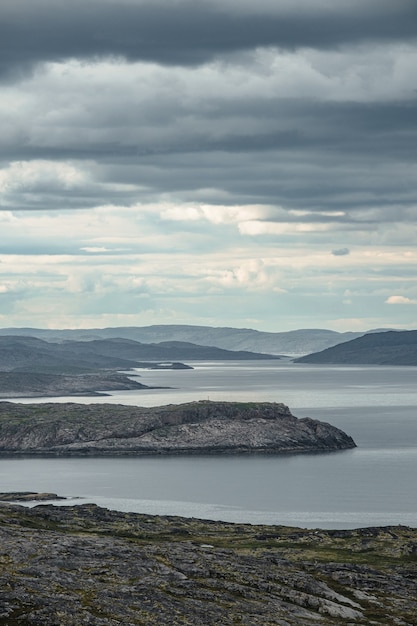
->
{"left": 0, "top": 0, "right": 416, "bottom": 333}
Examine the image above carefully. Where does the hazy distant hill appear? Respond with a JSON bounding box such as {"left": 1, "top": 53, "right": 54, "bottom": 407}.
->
{"left": 0, "top": 336, "right": 138, "bottom": 372}
{"left": 0, "top": 336, "right": 278, "bottom": 372}
{"left": 0, "top": 336, "right": 278, "bottom": 397}
{"left": 0, "top": 325, "right": 370, "bottom": 355}
{"left": 58, "top": 338, "right": 279, "bottom": 362}
{"left": 295, "top": 330, "right": 417, "bottom": 365}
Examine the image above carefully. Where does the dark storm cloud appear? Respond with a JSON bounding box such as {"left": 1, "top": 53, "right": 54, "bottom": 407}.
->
{"left": 1, "top": 0, "right": 416, "bottom": 78}
{"left": 2, "top": 96, "right": 416, "bottom": 165}
{"left": 4, "top": 95, "right": 413, "bottom": 217}
{"left": 1, "top": 0, "right": 416, "bottom": 232}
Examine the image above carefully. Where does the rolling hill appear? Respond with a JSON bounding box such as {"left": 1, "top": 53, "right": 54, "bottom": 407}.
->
{"left": 0, "top": 335, "right": 280, "bottom": 372}
{"left": 0, "top": 325, "right": 369, "bottom": 355}
{"left": 295, "top": 330, "right": 417, "bottom": 365}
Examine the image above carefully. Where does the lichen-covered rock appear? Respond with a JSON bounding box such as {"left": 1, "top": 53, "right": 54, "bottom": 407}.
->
{"left": 0, "top": 400, "right": 355, "bottom": 455}
{"left": 0, "top": 503, "right": 416, "bottom": 625}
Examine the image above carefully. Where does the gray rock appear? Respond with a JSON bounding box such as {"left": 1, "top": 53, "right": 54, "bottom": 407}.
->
{"left": 0, "top": 503, "right": 416, "bottom": 625}
{"left": 0, "top": 400, "right": 356, "bottom": 455}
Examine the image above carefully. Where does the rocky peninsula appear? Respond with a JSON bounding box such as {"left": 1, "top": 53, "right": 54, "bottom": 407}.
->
{"left": 0, "top": 502, "right": 416, "bottom": 625}
{"left": 0, "top": 400, "right": 355, "bottom": 455}
{"left": 0, "top": 371, "right": 153, "bottom": 399}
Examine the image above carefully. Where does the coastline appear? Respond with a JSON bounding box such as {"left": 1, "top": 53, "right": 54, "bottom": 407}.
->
{"left": 0, "top": 400, "right": 356, "bottom": 456}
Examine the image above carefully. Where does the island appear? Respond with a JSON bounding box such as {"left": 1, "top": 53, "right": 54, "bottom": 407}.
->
{"left": 0, "top": 400, "right": 355, "bottom": 455}
{"left": 0, "top": 502, "right": 415, "bottom": 625}
{"left": 0, "top": 491, "right": 66, "bottom": 502}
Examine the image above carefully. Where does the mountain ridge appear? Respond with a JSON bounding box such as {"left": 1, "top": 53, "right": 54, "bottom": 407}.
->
{"left": 0, "top": 324, "right": 385, "bottom": 355}
{"left": 0, "top": 335, "right": 280, "bottom": 372}
{"left": 0, "top": 335, "right": 279, "bottom": 396}
{"left": 295, "top": 330, "right": 417, "bottom": 365}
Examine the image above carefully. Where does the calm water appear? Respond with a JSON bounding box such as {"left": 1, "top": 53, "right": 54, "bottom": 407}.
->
{"left": 1, "top": 361, "right": 417, "bottom": 529}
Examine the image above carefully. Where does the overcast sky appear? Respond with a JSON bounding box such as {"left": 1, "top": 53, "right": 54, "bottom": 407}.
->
{"left": 1, "top": 0, "right": 416, "bottom": 332}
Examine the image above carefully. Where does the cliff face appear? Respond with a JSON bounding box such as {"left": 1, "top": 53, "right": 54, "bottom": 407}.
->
{"left": 0, "top": 400, "right": 355, "bottom": 455}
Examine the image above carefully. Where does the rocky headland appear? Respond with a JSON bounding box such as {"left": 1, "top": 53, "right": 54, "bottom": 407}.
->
{"left": 0, "top": 400, "right": 355, "bottom": 455}
{"left": 0, "top": 502, "right": 416, "bottom": 625}
{"left": 0, "top": 371, "right": 153, "bottom": 399}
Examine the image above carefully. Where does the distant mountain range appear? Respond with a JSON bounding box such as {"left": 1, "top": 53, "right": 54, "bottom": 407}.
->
{"left": 295, "top": 330, "right": 417, "bottom": 365}
{"left": 0, "top": 325, "right": 379, "bottom": 356}
{"left": 0, "top": 327, "right": 412, "bottom": 396}
{"left": 0, "top": 335, "right": 279, "bottom": 373}
{"left": 0, "top": 335, "right": 280, "bottom": 397}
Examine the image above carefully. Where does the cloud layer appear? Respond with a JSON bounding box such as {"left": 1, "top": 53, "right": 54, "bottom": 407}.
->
{"left": 1, "top": 0, "right": 416, "bottom": 331}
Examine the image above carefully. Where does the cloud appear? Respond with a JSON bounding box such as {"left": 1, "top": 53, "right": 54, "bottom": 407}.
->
{"left": 0, "top": 1, "right": 416, "bottom": 331}
{"left": 239, "top": 220, "right": 336, "bottom": 236}
{"left": 0, "top": 160, "right": 86, "bottom": 193}
{"left": 1, "top": 48, "right": 416, "bottom": 219}
{"left": 1, "top": 0, "right": 416, "bottom": 79}
{"left": 80, "top": 247, "right": 112, "bottom": 254}
{"left": 160, "top": 204, "right": 269, "bottom": 225}
{"left": 386, "top": 295, "right": 417, "bottom": 305}
{"left": 332, "top": 248, "right": 350, "bottom": 256}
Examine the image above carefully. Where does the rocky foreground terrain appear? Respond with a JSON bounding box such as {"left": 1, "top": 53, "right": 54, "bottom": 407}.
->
{"left": 0, "top": 400, "right": 355, "bottom": 455}
{"left": 0, "top": 502, "right": 416, "bottom": 625}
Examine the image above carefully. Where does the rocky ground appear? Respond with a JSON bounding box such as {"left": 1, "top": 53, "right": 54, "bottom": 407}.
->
{"left": 0, "top": 400, "right": 355, "bottom": 455}
{"left": 0, "top": 502, "right": 416, "bottom": 625}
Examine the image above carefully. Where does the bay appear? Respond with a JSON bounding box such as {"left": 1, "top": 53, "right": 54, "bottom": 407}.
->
{"left": 1, "top": 361, "right": 417, "bottom": 529}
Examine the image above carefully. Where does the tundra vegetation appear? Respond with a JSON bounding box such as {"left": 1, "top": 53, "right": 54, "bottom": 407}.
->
{"left": 0, "top": 502, "right": 416, "bottom": 625}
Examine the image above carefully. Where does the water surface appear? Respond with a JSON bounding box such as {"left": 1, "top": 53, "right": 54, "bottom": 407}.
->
{"left": 1, "top": 362, "right": 416, "bottom": 528}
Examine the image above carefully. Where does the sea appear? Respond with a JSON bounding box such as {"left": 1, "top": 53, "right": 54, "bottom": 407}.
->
{"left": 1, "top": 360, "right": 417, "bottom": 529}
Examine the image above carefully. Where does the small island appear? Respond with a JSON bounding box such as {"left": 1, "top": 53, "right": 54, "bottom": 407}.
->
{"left": 0, "top": 400, "right": 355, "bottom": 455}
{"left": 0, "top": 491, "right": 66, "bottom": 502}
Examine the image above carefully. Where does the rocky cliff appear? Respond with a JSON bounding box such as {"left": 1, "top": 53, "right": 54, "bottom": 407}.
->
{"left": 0, "top": 400, "right": 355, "bottom": 455}
{"left": 0, "top": 502, "right": 416, "bottom": 625}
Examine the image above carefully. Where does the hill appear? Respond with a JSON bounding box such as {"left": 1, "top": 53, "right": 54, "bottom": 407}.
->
{"left": 0, "top": 335, "right": 280, "bottom": 396}
{"left": 0, "top": 335, "right": 140, "bottom": 372}
{"left": 295, "top": 330, "right": 417, "bottom": 365}
{"left": 0, "top": 400, "right": 355, "bottom": 455}
{"left": 0, "top": 335, "right": 279, "bottom": 372}
{"left": 0, "top": 325, "right": 369, "bottom": 355}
